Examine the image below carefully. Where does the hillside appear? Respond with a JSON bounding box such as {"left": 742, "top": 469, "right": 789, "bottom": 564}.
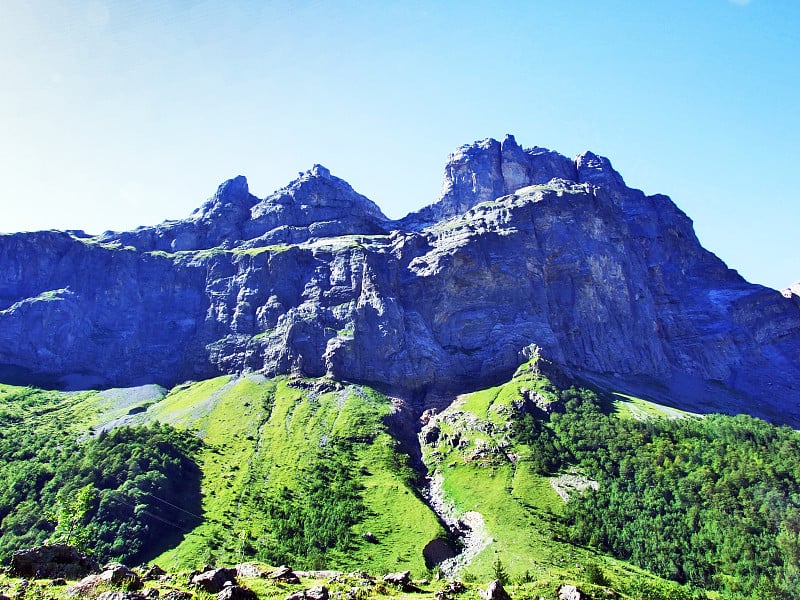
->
{"left": 3, "top": 361, "right": 800, "bottom": 598}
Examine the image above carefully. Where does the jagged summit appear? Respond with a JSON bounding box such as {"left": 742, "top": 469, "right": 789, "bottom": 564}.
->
{"left": 1, "top": 135, "right": 799, "bottom": 425}
{"left": 400, "top": 134, "right": 624, "bottom": 229}
{"left": 100, "top": 163, "right": 389, "bottom": 252}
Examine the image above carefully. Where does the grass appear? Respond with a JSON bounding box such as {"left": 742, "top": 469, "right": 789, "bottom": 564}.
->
{"left": 612, "top": 392, "right": 697, "bottom": 420}
{"left": 123, "top": 377, "right": 444, "bottom": 575}
{"left": 233, "top": 244, "right": 293, "bottom": 257}
{"left": 0, "top": 373, "right": 718, "bottom": 598}
{"left": 419, "top": 366, "right": 681, "bottom": 594}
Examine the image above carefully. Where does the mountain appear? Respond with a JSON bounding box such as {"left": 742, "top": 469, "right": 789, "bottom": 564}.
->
{"left": 1, "top": 135, "right": 799, "bottom": 425}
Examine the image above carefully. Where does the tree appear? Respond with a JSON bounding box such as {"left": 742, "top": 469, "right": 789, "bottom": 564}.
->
{"left": 49, "top": 484, "right": 96, "bottom": 552}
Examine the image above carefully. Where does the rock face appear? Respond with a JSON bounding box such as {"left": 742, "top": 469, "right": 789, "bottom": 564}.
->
{"left": 9, "top": 544, "right": 98, "bottom": 579}
{"left": 1, "top": 136, "right": 799, "bottom": 424}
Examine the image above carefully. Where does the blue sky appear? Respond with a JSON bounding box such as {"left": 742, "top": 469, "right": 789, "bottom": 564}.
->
{"left": 1, "top": 0, "right": 798, "bottom": 290}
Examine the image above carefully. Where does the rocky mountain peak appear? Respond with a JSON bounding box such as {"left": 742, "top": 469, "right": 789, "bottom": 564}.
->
{"left": 401, "top": 135, "right": 580, "bottom": 229}
{"left": 1, "top": 135, "right": 799, "bottom": 426}
{"left": 191, "top": 175, "right": 257, "bottom": 223}
{"left": 99, "top": 165, "right": 388, "bottom": 252}
{"left": 575, "top": 151, "right": 626, "bottom": 191}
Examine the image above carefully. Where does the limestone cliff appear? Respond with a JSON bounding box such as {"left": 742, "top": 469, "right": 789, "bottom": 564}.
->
{"left": 1, "top": 136, "right": 798, "bottom": 425}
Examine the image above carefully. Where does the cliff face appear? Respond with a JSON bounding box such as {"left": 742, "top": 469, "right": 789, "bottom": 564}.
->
{"left": 1, "top": 136, "right": 798, "bottom": 423}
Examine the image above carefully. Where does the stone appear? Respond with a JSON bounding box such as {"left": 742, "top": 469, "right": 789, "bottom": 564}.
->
{"left": 234, "top": 563, "right": 262, "bottom": 578}
{"left": 139, "top": 564, "right": 167, "bottom": 581}
{"left": 557, "top": 584, "right": 584, "bottom": 600}
{"left": 271, "top": 565, "right": 301, "bottom": 584}
{"left": 10, "top": 544, "right": 98, "bottom": 580}
{"left": 191, "top": 568, "right": 238, "bottom": 593}
{"left": 482, "top": 580, "right": 511, "bottom": 600}
{"left": 363, "top": 531, "right": 378, "bottom": 543}
{"left": 96, "top": 593, "right": 148, "bottom": 600}
{"left": 445, "top": 580, "right": 466, "bottom": 594}
{"left": 162, "top": 592, "right": 193, "bottom": 600}
{"left": 217, "top": 585, "right": 258, "bottom": 600}
{"left": 99, "top": 563, "right": 143, "bottom": 590}
{"left": 382, "top": 571, "right": 411, "bottom": 589}
{"left": 304, "top": 585, "right": 329, "bottom": 600}
{"left": 68, "top": 574, "right": 104, "bottom": 596}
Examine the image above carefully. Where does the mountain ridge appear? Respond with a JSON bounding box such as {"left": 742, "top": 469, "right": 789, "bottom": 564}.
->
{"left": 1, "top": 135, "right": 798, "bottom": 425}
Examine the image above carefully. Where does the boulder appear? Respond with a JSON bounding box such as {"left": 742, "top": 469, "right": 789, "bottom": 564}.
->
{"left": 9, "top": 544, "right": 98, "bottom": 579}
{"left": 363, "top": 531, "right": 378, "bottom": 543}
{"left": 100, "top": 562, "right": 143, "bottom": 590}
{"left": 382, "top": 571, "right": 412, "bottom": 589}
{"left": 217, "top": 585, "right": 258, "bottom": 600}
{"left": 96, "top": 593, "right": 148, "bottom": 600}
{"left": 271, "top": 565, "right": 301, "bottom": 584}
{"left": 557, "top": 584, "right": 584, "bottom": 600}
{"left": 139, "top": 564, "right": 167, "bottom": 581}
{"left": 234, "top": 563, "right": 263, "bottom": 578}
{"left": 191, "top": 568, "right": 238, "bottom": 593}
{"left": 305, "top": 586, "right": 329, "bottom": 600}
{"left": 283, "top": 587, "right": 328, "bottom": 600}
{"left": 68, "top": 574, "right": 104, "bottom": 596}
{"left": 445, "top": 580, "right": 466, "bottom": 594}
{"left": 482, "top": 580, "right": 511, "bottom": 600}
{"left": 162, "top": 592, "right": 193, "bottom": 600}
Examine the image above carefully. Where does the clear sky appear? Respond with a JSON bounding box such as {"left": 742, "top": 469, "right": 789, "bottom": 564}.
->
{"left": 1, "top": 0, "right": 798, "bottom": 290}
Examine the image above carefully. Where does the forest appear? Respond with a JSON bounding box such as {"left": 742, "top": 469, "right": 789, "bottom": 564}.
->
{"left": 516, "top": 387, "right": 800, "bottom": 598}
{"left": 0, "top": 386, "right": 202, "bottom": 565}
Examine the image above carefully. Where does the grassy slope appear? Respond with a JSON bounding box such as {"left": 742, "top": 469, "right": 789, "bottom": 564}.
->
{"left": 0, "top": 373, "right": 714, "bottom": 598}
{"left": 420, "top": 362, "right": 694, "bottom": 596}
{"left": 132, "top": 375, "right": 443, "bottom": 575}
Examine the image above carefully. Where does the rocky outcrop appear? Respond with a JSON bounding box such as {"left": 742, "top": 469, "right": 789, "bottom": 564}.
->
{"left": 1, "top": 136, "right": 799, "bottom": 424}
{"left": 482, "top": 580, "right": 511, "bottom": 600}
{"left": 400, "top": 135, "right": 576, "bottom": 229}
{"left": 191, "top": 567, "right": 238, "bottom": 593}
{"left": 9, "top": 544, "right": 98, "bottom": 580}
{"left": 782, "top": 281, "right": 800, "bottom": 299}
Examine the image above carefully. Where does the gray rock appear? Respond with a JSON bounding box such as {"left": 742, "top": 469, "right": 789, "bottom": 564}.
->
{"left": 304, "top": 586, "right": 329, "bottom": 600}
{"left": 96, "top": 593, "right": 148, "bottom": 600}
{"left": 191, "top": 568, "right": 238, "bottom": 593}
{"left": 138, "top": 564, "right": 167, "bottom": 581}
{"left": 557, "top": 584, "right": 584, "bottom": 600}
{"left": 234, "top": 563, "right": 262, "bottom": 578}
{"left": 162, "top": 592, "right": 193, "bottom": 600}
{"left": 271, "top": 565, "right": 301, "bottom": 584}
{"left": 98, "top": 563, "right": 143, "bottom": 590}
{"left": 217, "top": 585, "right": 258, "bottom": 600}
{"left": 9, "top": 544, "right": 98, "bottom": 580}
{"left": 382, "top": 571, "right": 412, "bottom": 589}
{"left": 482, "top": 580, "right": 511, "bottom": 600}
{"left": 363, "top": 531, "right": 378, "bottom": 543}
